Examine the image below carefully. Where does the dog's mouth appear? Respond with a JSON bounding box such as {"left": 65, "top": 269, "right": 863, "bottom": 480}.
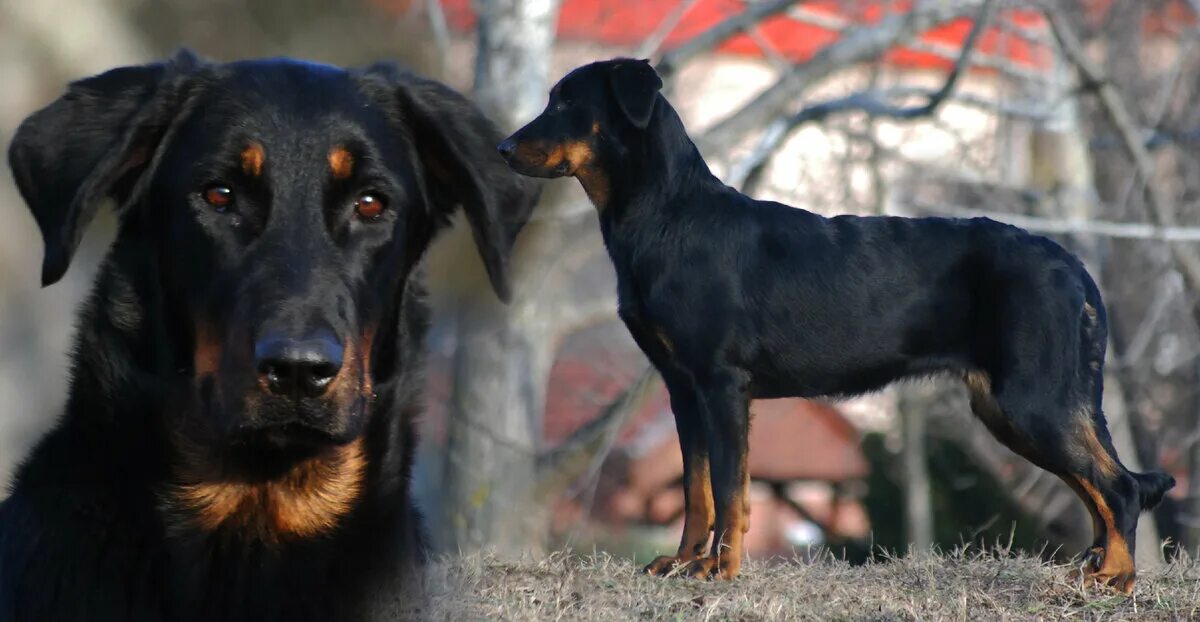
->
{"left": 237, "top": 420, "right": 345, "bottom": 451}
{"left": 184, "top": 408, "right": 365, "bottom": 482}
{"left": 187, "top": 376, "right": 369, "bottom": 462}
{"left": 230, "top": 392, "right": 368, "bottom": 450}
{"left": 505, "top": 151, "right": 571, "bottom": 178}
{"left": 498, "top": 135, "right": 575, "bottom": 178}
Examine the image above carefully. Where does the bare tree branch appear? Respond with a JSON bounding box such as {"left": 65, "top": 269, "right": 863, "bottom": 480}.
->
{"left": 1045, "top": 7, "right": 1200, "bottom": 295}
{"left": 424, "top": 0, "right": 451, "bottom": 78}
{"left": 656, "top": 0, "right": 804, "bottom": 79}
{"left": 699, "top": 0, "right": 987, "bottom": 154}
{"left": 728, "top": 0, "right": 996, "bottom": 189}
{"left": 904, "top": 37, "right": 1051, "bottom": 84}
{"left": 883, "top": 86, "right": 1051, "bottom": 121}
{"left": 636, "top": 0, "right": 702, "bottom": 59}
{"left": 784, "top": 5, "right": 1051, "bottom": 84}
{"left": 900, "top": 200, "right": 1200, "bottom": 241}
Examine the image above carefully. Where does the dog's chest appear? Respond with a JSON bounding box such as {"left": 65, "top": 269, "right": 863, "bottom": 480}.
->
{"left": 611, "top": 250, "right": 654, "bottom": 325}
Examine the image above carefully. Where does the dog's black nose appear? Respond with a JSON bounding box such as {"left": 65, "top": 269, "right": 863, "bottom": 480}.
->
{"left": 497, "top": 137, "right": 517, "bottom": 158}
{"left": 254, "top": 332, "right": 344, "bottom": 398}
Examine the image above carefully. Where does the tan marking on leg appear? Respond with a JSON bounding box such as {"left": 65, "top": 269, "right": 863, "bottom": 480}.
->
{"left": 1074, "top": 476, "right": 1136, "bottom": 594}
{"left": 328, "top": 146, "right": 354, "bottom": 180}
{"left": 963, "top": 370, "right": 991, "bottom": 395}
{"left": 712, "top": 483, "right": 747, "bottom": 580}
{"left": 964, "top": 371, "right": 1007, "bottom": 431}
{"left": 683, "top": 454, "right": 715, "bottom": 556}
{"left": 241, "top": 142, "right": 264, "bottom": 177}
{"left": 1073, "top": 408, "right": 1121, "bottom": 479}
{"left": 644, "top": 453, "right": 714, "bottom": 576}
{"left": 740, "top": 454, "right": 751, "bottom": 534}
{"left": 1061, "top": 475, "right": 1105, "bottom": 545}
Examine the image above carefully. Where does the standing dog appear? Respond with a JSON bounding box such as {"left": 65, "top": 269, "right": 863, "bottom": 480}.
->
{"left": 498, "top": 58, "right": 1173, "bottom": 591}
{"left": 1, "top": 51, "right": 538, "bottom": 621}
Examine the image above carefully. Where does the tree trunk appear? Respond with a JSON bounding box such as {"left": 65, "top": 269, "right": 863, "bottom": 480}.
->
{"left": 899, "top": 390, "right": 933, "bottom": 552}
{"left": 1188, "top": 388, "right": 1200, "bottom": 555}
{"left": 438, "top": 0, "right": 566, "bottom": 555}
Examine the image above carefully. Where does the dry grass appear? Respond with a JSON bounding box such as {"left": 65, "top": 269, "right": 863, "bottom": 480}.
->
{"left": 411, "top": 548, "right": 1200, "bottom": 621}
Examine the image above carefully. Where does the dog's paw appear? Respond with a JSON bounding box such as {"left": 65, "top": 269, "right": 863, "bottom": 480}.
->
{"left": 642, "top": 555, "right": 683, "bottom": 576}
{"left": 1070, "top": 546, "right": 1136, "bottom": 595}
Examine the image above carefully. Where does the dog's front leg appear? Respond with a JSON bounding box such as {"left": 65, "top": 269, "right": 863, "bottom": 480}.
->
{"left": 643, "top": 375, "right": 715, "bottom": 577}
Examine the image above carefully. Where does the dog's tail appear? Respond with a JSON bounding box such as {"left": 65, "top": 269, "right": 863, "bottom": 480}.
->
{"left": 1132, "top": 470, "right": 1176, "bottom": 511}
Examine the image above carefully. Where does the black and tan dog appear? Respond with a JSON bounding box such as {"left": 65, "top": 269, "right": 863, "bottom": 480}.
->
{"left": 1, "top": 51, "right": 538, "bottom": 621}
{"left": 498, "top": 58, "right": 1174, "bottom": 591}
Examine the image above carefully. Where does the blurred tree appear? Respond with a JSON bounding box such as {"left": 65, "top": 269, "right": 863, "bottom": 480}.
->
{"left": 436, "top": 0, "right": 638, "bottom": 554}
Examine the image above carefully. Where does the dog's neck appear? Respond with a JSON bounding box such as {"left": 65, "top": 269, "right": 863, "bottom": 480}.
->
{"left": 586, "top": 95, "right": 718, "bottom": 219}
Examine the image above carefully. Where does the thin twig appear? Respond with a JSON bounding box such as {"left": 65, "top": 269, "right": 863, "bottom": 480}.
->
{"left": 656, "top": 0, "right": 805, "bottom": 80}
{"left": 534, "top": 366, "right": 660, "bottom": 503}
{"left": 424, "top": 0, "right": 451, "bottom": 78}
{"left": 1045, "top": 6, "right": 1200, "bottom": 294}
{"left": 900, "top": 200, "right": 1200, "bottom": 241}
{"left": 727, "top": 0, "right": 997, "bottom": 189}
{"left": 700, "top": 0, "right": 988, "bottom": 153}
{"left": 636, "top": 0, "right": 702, "bottom": 60}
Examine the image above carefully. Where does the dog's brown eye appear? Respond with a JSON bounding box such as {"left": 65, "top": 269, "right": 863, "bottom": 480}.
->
{"left": 354, "top": 193, "right": 385, "bottom": 220}
{"left": 202, "top": 185, "right": 233, "bottom": 211}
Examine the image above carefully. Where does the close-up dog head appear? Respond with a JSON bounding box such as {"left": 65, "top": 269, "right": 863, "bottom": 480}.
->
{"left": 8, "top": 50, "right": 538, "bottom": 540}
{"left": 497, "top": 58, "right": 662, "bottom": 189}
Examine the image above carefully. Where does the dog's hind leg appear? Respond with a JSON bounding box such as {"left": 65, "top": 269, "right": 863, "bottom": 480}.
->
{"left": 964, "top": 367, "right": 1169, "bottom": 594}
{"left": 643, "top": 373, "right": 716, "bottom": 577}
{"left": 963, "top": 283, "right": 1176, "bottom": 593}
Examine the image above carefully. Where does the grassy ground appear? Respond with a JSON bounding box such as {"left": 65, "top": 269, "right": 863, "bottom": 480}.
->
{"left": 415, "top": 549, "right": 1200, "bottom": 621}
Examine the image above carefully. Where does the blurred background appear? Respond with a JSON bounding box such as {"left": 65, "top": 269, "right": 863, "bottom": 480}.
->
{"left": 1, "top": 0, "right": 1198, "bottom": 572}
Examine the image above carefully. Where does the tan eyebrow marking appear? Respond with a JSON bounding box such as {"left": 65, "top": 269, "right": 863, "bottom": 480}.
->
{"left": 328, "top": 146, "right": 354, "bottom": 180}
{"left": 240, "top": 142, "right": 264, "bottom": 177}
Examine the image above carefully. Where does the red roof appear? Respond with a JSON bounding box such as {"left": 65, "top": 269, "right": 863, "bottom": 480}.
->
{"left": 373, "top": 1, "right": 1199, "bottom": 75}
{"left": 432, "top": 0, "right": 1052, "bottom": 71}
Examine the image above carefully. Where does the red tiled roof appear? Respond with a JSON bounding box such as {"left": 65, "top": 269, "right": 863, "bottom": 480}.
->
{"left": 432, "top": 0, "right": 1053, "bottom": 71}
{"left": 374, "top": 1, "right": 1197, "bottom": 74}
{"left": 747, "top": 398, "right": 868, "bottom": 481}
{"left": 426, "top": 346, "right": 865, "bottom": 479}
{"left": 619, "top": 398, "right": 868, "bottom": 493}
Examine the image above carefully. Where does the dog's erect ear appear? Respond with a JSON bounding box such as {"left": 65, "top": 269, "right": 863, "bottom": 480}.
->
{"left": 363, "top": 65, "right": 541, "bottom": 303}
{"left": 7, "top": 50, "right": 203, "bottom": 286}
{"left": 608, "top": 59, "right": 663, "bottom": 130}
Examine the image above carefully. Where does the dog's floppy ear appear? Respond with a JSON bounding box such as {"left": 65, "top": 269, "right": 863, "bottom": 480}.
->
{"left": 364, "top": 65, "right": 541, "bottom": 303}
{"left": 608, "top": 59, "right": 663, "bottom": 129}
{"left": 7, "top": 50, "right": 203, "bottom": 286}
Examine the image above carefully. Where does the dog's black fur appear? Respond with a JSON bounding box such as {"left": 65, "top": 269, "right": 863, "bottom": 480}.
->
{"left": 1, "top": 51, "right": 539, "bottom": 621}
{"left": 500, "top": 58, "right": 1174, "bottom": 591}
